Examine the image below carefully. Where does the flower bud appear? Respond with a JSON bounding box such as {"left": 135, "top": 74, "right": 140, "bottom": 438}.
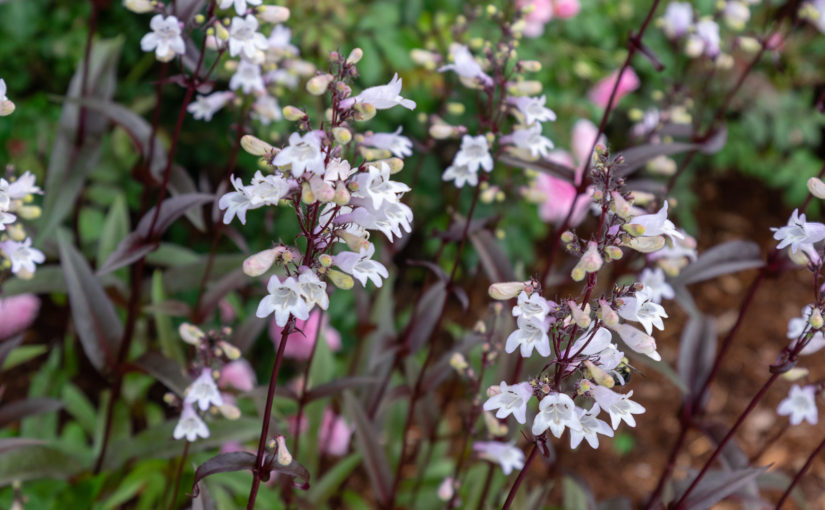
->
{"left": 560, "top": 231, "right": 576, "bottom": 243}
{"left": 327, "top": 269, "right": 354, "bottom": 289}
{"left": 215, "top": 21, "right": 230, "bottom": 42}
{"left": 580, "top": 242, "right": 603, "bottom": 272}
{"left": 429, "top": 123, "right": 457, "bottom": 139}
{"left": 0, "top": 100, "right": 15, "bottom": 117}
{"left": 258, "top": 5, "right": 290, "bottom": 23}
{"left": 782, "top": 367, "right": 810, "bottom": 381}
{"left": 241, "top": 135, "right": 274, "bottom": 156}
{"left": 332, "top": 127, "right": 352, "bottom": 145}
{"left": 306, "top": 73, "right": 334, "bottom": 96}
{"left": 282, "top": 105, "right": 307, "bottom": 122}
{"left": 608, "top": 322, "right": 661, "bottom": 361}
{"left": 610, "top": 191, "right": 633, "bottom": 220}
{"left": 218, "top": 403, "right": 241, "bottom": 420}
{"left": 333, "top": 181, "right": 351, "bottom": 205}
{"left": 567, "top": 301, "right": 591, "bottom": 329}
{"left": 488, "top": 281, "right": 526, "bottom": 300}
{"left": 309, "top": 176, "right": 335, "bottom": 203}
{"left": 622, "top": 223, "right": 646, "bottom": 237}
{"left": 123, "top": 0, "right": 154, "bottom": 13}
{"left": 319, "top": 254, "right": 333, "bottom": 267}
{"left": 437, "top": 478, "right": 455, "bottom": 502}
{"left": 301, "top": 181, "right": 315, "bottom": 204}
{"left": 486, "top": 385, "right": 501, "bottom": 397}
{"left": 243, "top": 248, "right": 281, "bottom": 277}
{"left": 508, "top": 80, "right": 542, "bottom": 96}
{"left": 584, "top": 360, "right": 615, "bottom": 388}
{"left": 346, "top": 47, "right": 363, "bottom": 65}
{"left": 179, "top": 323, "right": 205, "bottom": 345}
{"left": 17, "top": 205, "right": 40, "bottom": 220}
{"left": 338, "top": 231, "right": 369, "bottom": 252}
{"left": 353, "top": 102, "right": 376, "bottom": 121}
{"left": 810, "top": 309, "right": 824, "bottom": 330}
{"left": 577, "top": 379, "right": 592, "bottom": 396}
{"left": 450, "top": 353, "right": 468, "bottom": 373}
{"left": 7, "top": 223, "right": 26, "bottom": 242}
{"left": 625, "top": 235, "right": 666, "bottom": 253}
{"left": 446, "top": 102, "right": 465, "bottom": 115}
{"left": 518, "top": 60, "right": 541, "bottom": 72}
{"left": 808, "top": 177, "right": 825, "bottom": 199}
{"left": 598, "top": 299, "right": 619, "bottom": 327}
{"left": 275, "top": 436, "right": 293, "bottom": 466}
{"left": 483, "top": 411, "right": 508, "bottom": 437}
{"left": 219, "top": 340, "right": 241, "bottom": 360}
{"left": 605, "top": 246, "right": 623, "bottom": 260}
{"left": 738, "top": 36, "right": 760, "bottom": 53}
{"left": 374, "top": 157, "right": 404, "bottom": 174}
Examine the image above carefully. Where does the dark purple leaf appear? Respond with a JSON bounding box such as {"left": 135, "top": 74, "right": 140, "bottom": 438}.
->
{"left": 699, "top": 126, "right": 728, "bottom": 154}
{"left": 616, "top": 142, "right": 696, "bottom": 177}
{"left": 58, "top": 232, "right": 123, "bottom": 373}
{"left": 0, "top": 336, "right": 24, "bottom": 369}
{"left": 674, "top": 240, "right": 764, "bottom": 287}
{"left": 436, "top": 216, "right": 495, "bottom": 242}
{"left": 407, "top": 259, "right": 447, "bottom": 282}
{"left": 98, "top": 193, "right": 214, "bottom": 275}
{"left": 451, "top": 286, "right": 469, "bottom": 311}
{"left": 129, "top": 352, "right": 189, "bottom": 396}
{"left": 343, "top": 391, "right": 391, "bottom": 506}
{"left": 0, "top": 438, "right": 44, "bottom": 455}
{"left": 142, "top": 300, "right": 192, "bottom": 318}
{"left": 192, "top": 452, "right": 256, "bottom": 496}
{"left": 498, "top": 154, "right": 577, "bottom": 181}
{"left": 423, "top": 333, "right": 486, "bottom": 392}
{"left": 675, "top": 467, "right": 767, "bottom": 510}
{"left": 677, "top": 314, "right": 717, "bottom": 408}
{"left": 471, "top": 230, "right": 517, "bottom": 282}
{"left": 0, "top": 398, "right": 63, "bottom": 428}
{"left": 405, "top": 281, "right": 447, "bottom": 352}
{"left": 231, "top": 314, "right": 268, "bottom": 354}
{"left": 194, "top": 268, "right": 247, "bottom": 321}
{"left": 304, "top": 376, "right": 380, "bottom": 402}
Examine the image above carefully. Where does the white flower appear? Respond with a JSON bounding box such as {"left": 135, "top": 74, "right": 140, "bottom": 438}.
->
{"left": 532, "top": 392, "right": 581, "bottom": 438}
{"left": 272, "top": 132, "right": 325, "bottom": 178}
{"left": 608, "top": 322, "right": 661, "bottom": 361}
{"left": 334, "top": 243, "right": 389, "bottom": 287}
{"left": 0, "top": 211, "right": 15, "bottom": 230}
{"left": 219, "top": 0, "right": 262, "bottom": 16}
{"left": 1, "top": 239, "right": 45, "bottom": 275}
{"left": 662, "top": 2, "right": 693, "bottom": 38}
{"left": 569, "top": 404, "right": 614, "bottom": 449}
{"left": 442, "top": 164, "right": 478, "bottom": 188}
{"left": 228, "top": 15, "right": 268, "bottom": 60}
{"left": 123, "top": 0, "right": 154, "bottom": 13}
{"left": 247, "top": 171, "right": 290, "bottom": 206}
{"left": 252, "top": 94, "right": 282, "bottom": 125}
{"left": 473, "top": 441, "right": 524, "bottom": 475}
{"left": 777, "top": 385, "right": 818, "bottom": 426}
{"left": 187, "top": 91, "right": 234, "bottom": 121}
{"left": 483, "top": 381, "right": 533, "bottom": 424}
{"left": 787, "top": 306, "right": 825, "bottom": 355}
{"left": 267, "top": 25, "right": 299, "bottom": 55}
{"left": 618, "top": 289, "right": 668, "bottom": 335}
{"left": 256, "top": 276, "right": 311, "bottom": 326}
{"left": 349, "top": 201, "right": 413, "bottom": 241}
{"left": 354, "top": 73, "right": 416, "bottom": 110}
{"left": 804, "top": 0, "right": 825, "bottom": 33}
{"left": 173, "top": 403, "right": 210, "bottom": 442}
{"left": 2, "top": 171, "right": 42, "bottom": 203}
{"left": 639, "top": 267, "right": 674, "bottom": 303}
{"left": 570, "top": 326, "right": 614, "bottom": 356}
{"left": 0, "top": 78, "right": 13, "bottom": 116}
{"left": 453, "top": 135, "right": 493, "bottom": 173}
{"left": 505, "top": 316, "right": 551, "bottom": 358}
{"left": 628, "top": 202, "right": 684, "bottom": 245}
{"left": 324, "top": 158, "right": 354, "bottom": 182}
{"left": 508, "top": 95, "right": 557, "bottom": 125}
{"left": 0, "top": 79, "right": 6, "bottom": 103}
{"left": 297, "top": 269, "right": 329, "bottom": 310}
{"left": 352, "top": 161, "right": 410, "bottom": 209}
{"left": 140, "top": 15, "right": 185, "bottom": 63}
{"left": 508, "top": 124, "right": 554, "bottom": 159}
{"left": 185, "top": 368, "right": 224, "bottom": 411}
{"left": 685, "top": 19, "right": 720, "bottom": 58}
{"left": 218, "top": 175, "right": 254, "bottom": 224}
{"left": 512, "top": 291, "right": 550, "bottom": 321}
{"left": 590, "top": 385, "right": 646, "bottom": 430}
{"left": 723, "top": 1, "right": 750, "bottom": 30}
{"left": 362, "top": 127, "right": 413, "bottom": 158}
{"left": 771, "top": 209, "right": 825, "bottom": 255}
{"left": 230, "top": 60, "right": 265, "bottom": 94}
{"left": 438, "top": 44, "right": 493, "bottom": 87}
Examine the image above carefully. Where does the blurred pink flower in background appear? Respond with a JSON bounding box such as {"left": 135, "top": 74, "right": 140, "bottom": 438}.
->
{"left": 588, "top": 68, "right": 640, "bottom": 109}
{"left": 518, "top": 0, "right": 580, "bottom": 37}
{"left": 554, "top": 0, "right": 580, "bottom": 18}
{"left": 0, "top": 294, "right": 40, "bottom": 340}
{"left": 269, "top": 309, "right": 342, "bottom": 360}
{"left": 218, "top": 359, "right": 256, "bottom": 392}
{"left": 318, "top": 409, "right": 352, "bottom": 456}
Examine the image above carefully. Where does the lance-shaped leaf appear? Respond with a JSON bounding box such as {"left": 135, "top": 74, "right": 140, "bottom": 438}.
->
{"left": 58, "top": 231, "right": 123, "bottom": 373}
{"left": 405, "top": 280, "right": 447, "bottom": 353}
{"left": 231, "top": 314, "right": 268, "bottom": 354}
{"left": 39, "top": 37, "right": 122, "bottom": 242}
{"left": 0, "top": 398, "right": 63, "bottom": 428}
{"left": 673, "top": 240, "right": 764, "bottom": 287}
{"left": 344, "top": 391, "right": 392, "bottom": 506}
{"left": 98, "top": 193, "right": 214, "bottom": 275}
{"left": 677, "top": 314, "right": 717, "bottom": 407}
{"left": 498, "top": 153, "right": 577, "bottom": 181}
{"left": 129, "top": 352, "right": 190, "bottom": 396}
{"left": 0, "top": 442, "right": 81, "bottom": 485}
{"left": 304, "top": 376, "right": 380, "bottom": 402}
{"left": 191, "top": 451, "right": 310, "bottom": 496}
{"left": 0, "top": 438, "right": 44, "bottom": 455}
{"left": 615, "top": 126, "right": 728, "bottom": 177}
{"left": 673, "top": 467, "right": 767, "bottom": 510}
{"left": 194, "top": 267, "right": 247, "bottom": 322}
{"left": 0, "top": 336, "right": 23, "bottom": 370}
{"left": 471, "top": 229, "right": 517, "bottom": 283}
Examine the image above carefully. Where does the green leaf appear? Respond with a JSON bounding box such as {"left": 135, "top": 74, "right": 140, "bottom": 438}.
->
{"left": 0, "top": 443, "right": 81, "bottom": 485}
{"left": 563, "top": 476, "right": 591, "bottom": 510}
{"left": 308, "top": 453, "right": 361, "bottom": 504}
{"left": 151, "top": 270, "right": 184, "bottom": 364}
{"left": 1, "top": 345, "right": 47, "bottom": 371}
{"left": 97, "top": 193, "right": 130, "bottom": 267}
{"left": 61, "top": 383, "right": 97, "bottom": 436}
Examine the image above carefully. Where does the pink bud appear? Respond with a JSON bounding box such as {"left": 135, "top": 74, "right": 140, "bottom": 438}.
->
{"left": 218, "top": 360, "right": 256, "bottom": 392}
{"left": 554, "top": 0, "right": 580, "bottom": 19}
{"left": 0, "top": 294, "right": 40, "bottom": 340}
{"left": 588, "top": 68, "right": 640, "bottom": 109}
{"left": 319, "top": 409, "right": 353, "bottom": 456}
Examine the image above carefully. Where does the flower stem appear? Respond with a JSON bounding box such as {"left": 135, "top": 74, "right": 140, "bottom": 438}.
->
{"left": 774, "top": 433, "right": 825, "bottom": 509}
{"left": 169, "top": 440, "right": 191, "bottom": 510}
{"left": 500, "top": 443, "right": 537, "bottom": 510}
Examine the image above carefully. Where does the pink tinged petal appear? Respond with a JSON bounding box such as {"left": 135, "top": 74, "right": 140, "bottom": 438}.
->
{"left": 571, "top": 119, "right": 601, "bottom": 179}
{"left": 319, "top": 409, "right": 353, "bottom": 456}
{"left": 554, "top": 0, "right": 581, "bottom": 18}
{"left": 588, "top": 68, "right": 640, "bottom": 109}
{"left": 218, "top": 360, "right": 256, "bottom": 392}
{"left": 0, "top": 294, "right": 40, "bottom": 340}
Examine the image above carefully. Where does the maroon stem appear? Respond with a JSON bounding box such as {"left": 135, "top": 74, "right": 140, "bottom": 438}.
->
{"left": 169, "top": 440, "right": 191, "bottom": 510}
{"left": 501, "top": 443, "right": 537, "bottom": 510}
{"left": 292, "top": 311, "right": 324, "bottom": 458}
{"left": 774, "top": 433, "right": 825, "bottom": 509}
{"left": 247, "top": 316, "right": 294, "bottom": 510}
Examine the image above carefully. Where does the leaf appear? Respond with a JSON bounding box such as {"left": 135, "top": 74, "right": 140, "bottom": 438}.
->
{"left": 304, "top": 376, "right": 381, "bottom": 402}
{"left": 673, "top": 240, "right": 764, "bottom": 287}
{"left": 563, "top": 476, "right": 593, "bottom": 510}
{"left": 0, "top": 438, "right": 44, "bottom": 455}
{"left": 191, "top": 452, "right": 257, "bottom": 496}
{"left": 677, "top": 467, "right": 767, "bottom": 510}
{"left": 58, "top": 231, "right": 123, "bottom": 374}
{"left": 98, "top": 193, "right": 214, "bottom": 275}
{"left": 308, "top": 453, "right": 361, "bottom": 504}
{"left": 0, "top": 443, "right": 81, "bottom": 485}
{"left": 627, "top": 349, "right": 688, "bottom": 394}
{"left": 616, "top": 127, "right": 727, "bottom": 177}
{"left": 0, "top": 336, "right": 23, "bottom": 370}
{"left": 38, "top": 38, "right": 122, "bottom": 242}
{"left": 194, "top": 267, "right": 247, "bottom": 321}
{"left": 407, "top": 259, "right": 447, "bottom": 282}
{"left": 343, "top": 391, "right": 392, "bottom": 506}
{"left": 471, "top": 229, "right": 517, "bottom": 283}
{"left": 151, "top": 271, "right": 185, "bottom": 364}
{"left": 97, "top": 194, "right": 130, "bottom": 269}
{"left": 677, "top": 314, "right": 717, "bottom": 406}
{"left": 1, "top": 265, "right": 69, "bottom": 296}
{"left": 499, "top": 153, "right": 577, "bottom": 181}
{"left": 405, "top": 281, "right": 447, "bottom": 352}
{"left": 231, "top": 314, "right": 268, "bottom": 354}
{"left": 129, "top": 352, "right": 189, "bottom": 396}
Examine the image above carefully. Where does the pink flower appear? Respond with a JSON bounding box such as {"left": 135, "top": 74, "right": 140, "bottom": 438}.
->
{"left": 588, "top": 68, "right": 640, "bottom": 109}
{"left": 0, "top": 294, "right": 40, "bottom": 340}
{"left": 269, "top": 309, "right": 342, "bottom": 360}
{"left": 554, "top": 0, "right": 580, "bottom": 18}
{"left": 519, "top": 0, "right": 554, "bottom": 37}
{"left": 319, "top": 409, "right": 352, "bottom": 456}
{"left": 218, "top": 360, "right": 256, "bottom": 392}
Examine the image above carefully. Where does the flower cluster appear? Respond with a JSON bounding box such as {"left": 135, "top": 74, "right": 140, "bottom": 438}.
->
{"left": 218, "top": 50, "right": 415, "bottom": 327}
{"left": 0, "top": 167, "right": 45, "bottom": 279}
{"left": 171, "top": 324, "right": 248, "bottom": 442}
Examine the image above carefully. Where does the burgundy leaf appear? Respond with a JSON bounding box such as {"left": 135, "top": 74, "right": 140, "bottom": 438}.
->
{"left": 674, "top": 240, "right": 764, "bottom": 287}
{"left": 343, "top": 391, "right": 392, "bottom": 506}
{"left": 0, "top": 398, "right": 63, "bottom": 428}
{"left": 677, "top": 314, "right": 717, "bottom": 408}
{"left": 471, "top": 229, "right": 517, "bottom": 283}
{"left": 498, "top": 154, "right": 577, "bottom": 181}
{"left": 129, "top": 352, "right": 190, "bottom": 396}
{"left": 304, "top": 376, "right": 381, "bottom": 402}
{"left": 405, "top": 281, "right": 447, "bottom": 352}
{"left": 191, "top": 452, "right": 257, "bottom": 497}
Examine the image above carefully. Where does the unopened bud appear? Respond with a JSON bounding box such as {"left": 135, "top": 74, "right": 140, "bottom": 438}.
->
{"left": 17, "top": 205, "right": 40, "bottom": 220}
{"left": 332, "top": 127, "right": 352, "bottom": 145}
{"left": 218, "top": 403, "right": 241, "bottom": 420}
{"left": 333, "top": 181, "right": 351, "bottom": 205}
{"left": 782, "top": 367, "right": 810, "bottom": 381}
{"left": 508, "top": 80, "right": 542, "bottom": 96}
{"left": 241, "top": 135, "right": 274, "bottom": 156}
{"left": 605, "top": 246, "right": 623, "bottom": 260}
{"left": 123, "top": 0, "right": 154, "bottom": 13}
{"left": 301, "top": 181, "right": 315, "bottom": 204}
{"left": 327, "top": 269, "right": 354, "bottom": 289}
{"left": 518, "top": 60, "right": 541, "bottom": 72}
{"left": 410, "top": 49, "right": 440, "bottom": 70}
{"left": 179, "top": 323, "right": 205, "bottom": 345}
{"left": 7, "top": 223, "right": 25, "bottom": 242}
{"left": 353, "top": 102, "right": 376, "bottom": 121}
{"left": 808, "top": 177, "right": 825, "bottom": 199}
{"left": 567, "top": 301, "right": 592, "bottom": 329}
{"left": 310, "top": 176, "right": 335, "bottom": 203}
{"left": 275, "top": 436, "right": 293, "bottom": 465}
{"left": 577, "top": 379, "right": 592, "bottom": 396}
{"left": 810, "top": 309, "right": 824, "bottom": 330}
{"left": 610, "top": 191, "right": 634, "bottom": 220}
{"left": 429, "top": 123, "right": 457, "bottom": 139}
{"left": 372, "top": 157, "right": 403, "bottom": 174}
{"left": 450, "top": 353, "right": 468, "bottom": 373}
{"left": 598, "top": 299, "right": 619, "bottom": 327}
{"left": 437, "top": 477, "right": 455, "bottom": 502}
{"left": 346, "top": 47, "right": 363, "bottom": 65}
{"left": 622, "top": 223, "right": 646, "bottom": 237}
{"left": 580, "top": 242, "right": 603, "bottom": 272}
{"left": 446, "top": 102, "right": 465, "bottom": 115}
{"left": 218, "top": 340, "right": 241, "bottom": 360}
{"left": 243, "top": 248, "right": 280, "bottom": 277}
{"left": 307, "top": 73, "right": 334, "bottom": 95}
{"left": 584, "top": 360, "right": 615, "bottom": 388}
{"left": 283, "top": 105, "right": 307, "bottom": 122}
{"left": 338, "top": 231, "right": 369, "bottom": 252}
{"left": 258, "top": 5, "right": 290, "bottom": 23}
{"left": 488, "top": 281, "right": 526, "bottom": 300}
{"left": 560, "top": 231, "right": 576, "bottom": 243}
{"left": 625, "top": 235, "right": 666, "bottom": 253}
{"left": 0, "top": 100, "right": 15, "bottom": 117}
{"left": 319, "top": 254, "right": 333, "bottom": 268}
{"left": 214, "top": 22, "right": 230, "bottom": 42}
